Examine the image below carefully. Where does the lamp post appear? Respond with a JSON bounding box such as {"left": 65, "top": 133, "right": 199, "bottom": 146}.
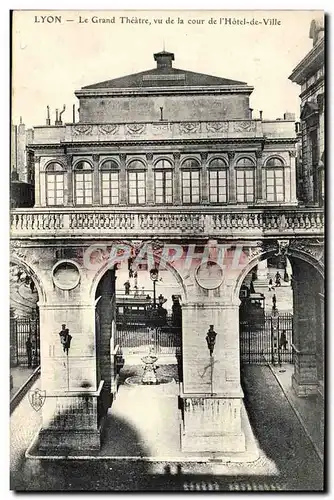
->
{"left": 149, "top": 268, "right": 159, "bottom": 309}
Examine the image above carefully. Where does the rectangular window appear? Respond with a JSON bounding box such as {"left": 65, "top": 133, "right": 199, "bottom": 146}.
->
{"left": 154, "top": 170, "right": 173, "bottom": 204}
{"left": 209, "top": 170, "right": 227, "bottom": 203}
{"left": 75, "top": 172, "right": 92, "bottom": 205}
{"left": 266, "top": 169, "right": 284, "bottom": 202}
{"left": 182, "top": 170, "right": 200, "bottom": 204}
{"left": 101, "top": 171, "right": 119, "bottom": 205}
{"left": 236, "top": 170, "right": 254, "bottom": 203}
{"left": 47, "top": 173, "right": 64, "bottom": 206}
{"left": 128, "top": 171, "right": 146, "bottom": 204}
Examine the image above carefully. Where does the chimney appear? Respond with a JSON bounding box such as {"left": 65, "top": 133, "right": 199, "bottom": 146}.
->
{"left": 154, "top": 50, "right": 174, "bottom": 69}
{"left": 46, "top": 106, "right": 51, "bottom": 126}
{"left": 259, "top": 110, "right": 263, "bottom": 120}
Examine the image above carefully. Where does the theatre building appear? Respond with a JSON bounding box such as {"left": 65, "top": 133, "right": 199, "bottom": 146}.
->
{"left": 10, "top": 50, "right": 324, "bottom": 456}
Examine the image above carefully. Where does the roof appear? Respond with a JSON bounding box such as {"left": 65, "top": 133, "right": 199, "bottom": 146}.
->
{"left": 82, "top": 51, "right": 248, "bottom": 89}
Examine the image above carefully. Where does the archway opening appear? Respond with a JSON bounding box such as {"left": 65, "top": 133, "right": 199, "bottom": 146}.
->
{"left": 10, "top": 261, "right": 41, "bottom": 395}
{"left": 93, "top": 255, "right": 185, "bottom": 455}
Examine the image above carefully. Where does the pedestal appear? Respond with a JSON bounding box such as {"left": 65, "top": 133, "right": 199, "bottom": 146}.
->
{"left": 180, "top": 391, "right": 246, "bottom": 453}
{"left": 37, "top": 381, "right": 109, "bottom": 453}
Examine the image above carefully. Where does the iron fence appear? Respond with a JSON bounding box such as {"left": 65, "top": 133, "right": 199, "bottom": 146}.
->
{"left": 115, "top": 324, "right": 181, "bottom": 355}
{"left": 10, "top": 317, "right": 40, "bottom": 367}
{"left": 240, "top": 312, "right": 293, "bottom": 365}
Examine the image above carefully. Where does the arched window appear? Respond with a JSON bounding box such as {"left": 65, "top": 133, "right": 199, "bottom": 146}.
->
{"left": 208, "top": 158, "right": 228, "bottom": 203}
{"left": 46, "top": 162, "right": 64, "bottom": 206}
{"left": 100, "top": 160, "right": 119, "bottom": 205}
{"left": 74, "top": 161, "right": 93, "bottom": 205}
{"left": 265, "top": 157, "right": 285, "bottom": 202}
{"left": 181, "top": 158, "right": 200, "bottom": 204}
{"left": 127, "top": 159, "right": 146, "bottom": 205}
{"left": 154, "top": 159, "right": 173, "bottom": 204}
{"left": 235, "top": 157, "right": 255, "bottom": 203}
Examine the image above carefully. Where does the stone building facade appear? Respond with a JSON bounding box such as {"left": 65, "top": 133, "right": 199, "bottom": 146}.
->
{"left": 10, "top": 50, "right": 324, "bottom": 456}
{"left": 289, "top": 18, "right": 325, "bottom": 206}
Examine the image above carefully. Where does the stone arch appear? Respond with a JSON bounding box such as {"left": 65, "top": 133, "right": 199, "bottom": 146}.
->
{"left": 89, "top": 248, "right": 188, "bottom": 304}
{"left": 232, "top": 246, "right": 324, "bottom": 305}
{"left": 10, "top": 254, "right": 47, "bottom": 305}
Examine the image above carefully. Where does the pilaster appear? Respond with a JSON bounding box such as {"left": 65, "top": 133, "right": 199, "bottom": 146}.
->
{"left": 92, "top": 154, "right": 100, "bottom": 206}
{"left": 289, "top": 149, "right": 298, "bottom": 204}
{"left": 65, "top": 154, "right": 73, "bottom": 206}
{"left": 119, "top": 153, "right": 127, "bottom": 204}
{"left": 173, "top": 152, "right": 181, "bottom": 205}
{"left": 228, "top": 152, "right": 236, "bottom": 203}
{"left": 201, "top": 152, "right": 209, "bottom": 204}
{"left": 255, "top": 150, "right": 263, "bottom": 202}
{"left": 146, "top": 153, "right": 154, "bottom": 205}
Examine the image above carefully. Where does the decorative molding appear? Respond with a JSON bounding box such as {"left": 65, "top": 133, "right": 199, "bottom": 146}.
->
{"left": 98, "top": 124, "right": 119, "bottom": 135}
{"left": 227, "top": 151, "right": 235, "bottom": 161}
{"left": 152, "top": 123, "right": 170, "bottom": 134}
{"left": 255, "top": 150, "right": 263, "bottom": 159}
{"left": 73, "top": 124, "right": 93, "bottom": 135}
{"left": 119, "top": 153, "right": 126, "bottom": 162}
{"left": 232, "top": 121, "right": 256, "bottom": 132}
{"left": 92, "top": 154, "right": 99, "bottom": 163}
{"left": 178, "top": 122, "right": 200, "bottom": 134}
{"left": 206, "top": 122, "right": 228, "bottom": 133}
{"left": 289, "top": 150, "right": 297, "bottom": 158}
{"left": 173, "top": 152, "right": 181, "bottom": 161}
{"left": 146, "top": 153, "right": 154, "bottom": 162}
{"left": 125, "top": 124, "right": 146, "bottom": 135}
{"left": 200, "top": 152, "right": 208, "bottom": 162}
{"left": 275, "top": 239, "right": 290, "bottom": 256}
{"left": 289, "top": 238, "right": 324, "bottom": 263}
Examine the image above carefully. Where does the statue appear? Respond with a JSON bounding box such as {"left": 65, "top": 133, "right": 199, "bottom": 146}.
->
{"left": 59, "top": 324, "right": 72, "bottom": 355}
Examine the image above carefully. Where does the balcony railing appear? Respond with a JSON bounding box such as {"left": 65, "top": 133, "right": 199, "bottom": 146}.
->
{"left": 29, "top": 119, "right": 296, "bottom": 145}
{"left": 10, "top": 206, "right": 324, "bottom": 239}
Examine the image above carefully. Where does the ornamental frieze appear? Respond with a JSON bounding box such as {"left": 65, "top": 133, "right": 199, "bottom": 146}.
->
{"left": 206, "top": 122, "right": 228, "bottom": 133}
{"left": 178, "top": 122, "right": 201, "bottom": 134}
{"left": 232, "top": 121, "right": 256, "bottom": 132}
{"left": 289, "top": 238, "right": 324, "bottom": 264}
{"left": 73, "top": 124, "right": 93, "bottom": 135}
{"left": 98, "top": 124, "right": 119, "bottom": 135}
{"left": 125, "top": 124, "right": 146, "bottom": 135}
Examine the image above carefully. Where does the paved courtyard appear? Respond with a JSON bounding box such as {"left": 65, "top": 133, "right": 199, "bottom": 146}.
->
{"left": 10, "top": 364, "right": 324, "bottom": 491}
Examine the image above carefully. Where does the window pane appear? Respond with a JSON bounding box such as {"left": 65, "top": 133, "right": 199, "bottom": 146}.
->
{"left": 267, "top": 193, "right": 275, "bottom": 201}
{"left": 182, "top": 171, "right": 190, "bottom": 180}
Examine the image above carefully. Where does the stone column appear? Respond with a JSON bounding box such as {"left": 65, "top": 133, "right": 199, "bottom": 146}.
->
{"left": 65, "top": 154, "right": 73, "bottom": 206}
{"left": 34, "top": 156, "right": 41, "bottom": 207}
{"left": 289, "top": 150, "right": 298, "bottom": 204}
{"left": 201, "top": 152, "right": 209, "bottom": 204}
{"left": 37, "top": 299, "right": 108, "bottom": 452}
{"left": 119, "top": 153, "right": 127, "bottom": 205}
{"left": 255, "top": 150, "right": 263, "bottom": 202}
{"left": 180, "top": 297, "right": 250, "bottom": 456}
{"left": 173, "top": 152, "right": 181, "bottom": 205}
{"left": 291, "top": 265, "right": 318, "bottom": 396}
{"left": 146, "top": 153, "right": 154, "bottom": 205}
{"left": 92, "top": 154, "right": 100, "bottom": 206}
{"left": 257, "top": 259, "right": 268, "bottom": 281}
{"left": 228, "top": 152, "right": 236, "bottom": 203}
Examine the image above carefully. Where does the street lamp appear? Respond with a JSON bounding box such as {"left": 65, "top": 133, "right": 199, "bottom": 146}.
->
{"left": 149, "top": 268, "right": 159, "bottom": 309}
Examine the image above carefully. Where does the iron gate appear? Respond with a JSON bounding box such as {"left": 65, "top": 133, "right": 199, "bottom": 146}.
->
{"left": 115, "top": 324, "right": 181, "bottom": 355}
{"left": 240, "top": 312, "right": 293, "bottom": 365}
{"left": 10, "top": 317, "right": 40, "bottom": 367}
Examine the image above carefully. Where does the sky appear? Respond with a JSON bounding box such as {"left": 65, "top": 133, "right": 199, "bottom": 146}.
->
{"left": 11, "top": 9, "right": 322, "bottom": 127}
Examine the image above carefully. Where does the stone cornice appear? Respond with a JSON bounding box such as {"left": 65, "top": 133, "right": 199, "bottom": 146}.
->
{"left": 75, "top": 85, "right": 254, "bottom": 99}
{"left": 289, "top": 38, "right": 324, "bottom": 85}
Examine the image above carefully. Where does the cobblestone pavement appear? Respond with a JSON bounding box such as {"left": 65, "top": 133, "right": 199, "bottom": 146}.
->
{"left": 10, "top": 366, "right": 324, "bottom": 491}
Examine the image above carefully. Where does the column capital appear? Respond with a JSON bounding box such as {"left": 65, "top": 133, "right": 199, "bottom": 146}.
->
{"left": 173, "top": 152, "right": 181, "bottom": 161}
{"left": 227, "top": 151, "right": 235, "bottom": 161}
{"left": 255, "top": 150, "right": 263, "bottom": 159}
{"left": 92, "top": 154, "right": 100, "bottom": 163}
{"left": 146, "top": 152, "right": 154, "bottom": 162}
{"left": 65, "top": 154, "right": 73, "bottom": 165}
{"left": 119, "top": 153, "right": 126, "bottom": 162}
{"left": 289, "top": 149, "right": 297, "bottom": 158}
{"left": 201, "top": 152, "right": 208, "bottom": 162}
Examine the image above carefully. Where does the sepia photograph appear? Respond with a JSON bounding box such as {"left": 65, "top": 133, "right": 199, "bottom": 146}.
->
{"left": 9, "top": 9, "right": 325, "bottom": 491}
